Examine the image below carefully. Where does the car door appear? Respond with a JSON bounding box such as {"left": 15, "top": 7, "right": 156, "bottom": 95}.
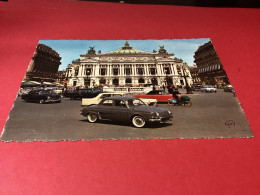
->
{"left": 146, "top": 91, "right": 156, "bottom": 99}
{"left": 98, "top": 99, "right": 114, "bottom": 120}
{"left": 109, "top": 100, "right": 129, "bottom": 122}
{"left": 30, "top": 91, "right": 40, "bottom": 101}
{"left": 154, "top": 91, "right": 165, "bottom": 101}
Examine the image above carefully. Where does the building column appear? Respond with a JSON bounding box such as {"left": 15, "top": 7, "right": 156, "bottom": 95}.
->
{"left": 161, "top": 64, "right": 164, "bottom": 76}
{"left": 170, "top": 64, "right": 174, "bottom": 75}
{"left": 145, "top": 64, "right": 149, "bottom": 76}
{"left": 144, "top": 64, "right": 147, "bottom": 75}
{"left": 156, "top": 63, "right": 160, "bottom": 75}
{"left": 110, "top": 64, "right": 112, "bottom": 76}
{"left": 133, "top": 64, "right": 136, "bottom": 75}
{"left": 173, "top": 64, "right": 178, "bottom": 76}
{"left": 96, "top": 64, "right": 100, "bottom": 76}
{"left": 82, "top": 65, "right": 85, "bottom": 76}
{"left": 92, "top": 65, "right": 95, "bottom": 76}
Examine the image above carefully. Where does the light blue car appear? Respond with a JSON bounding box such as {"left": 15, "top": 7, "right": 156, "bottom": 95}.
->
{"left": 200, "top": 85, "right": 217, "bottom": 93}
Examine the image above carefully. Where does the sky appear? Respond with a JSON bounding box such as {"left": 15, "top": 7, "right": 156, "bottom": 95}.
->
{"left": 39, "top": 39, "right": 210, "bottom": 70}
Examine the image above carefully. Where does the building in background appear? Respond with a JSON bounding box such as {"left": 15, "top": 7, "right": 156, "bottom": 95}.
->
{"left": 56, "top": 70, "right": 66, "bottom": 85}
{"left": 194, "top": 41, "right": 229, "bottom": 86}
{"left": 25, "top": 44, "right": 61, "bottom": 83}
{"left": 189, "top": 65, "right": 201, "bottom": 83}
{"left": 65, "top": 42, "right": 192, "bottom": 88}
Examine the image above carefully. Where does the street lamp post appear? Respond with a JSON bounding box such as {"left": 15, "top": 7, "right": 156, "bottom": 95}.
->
{"left": 64, "top": 69, "right": 69, "bottom": 92}
{"left": 164, "top": 69, "right": 168, "bottom": 90}
{"left": 182, "top": 67, "right": 193, "bottom": 94}
{"left": 86, "top": 70, "right": 90, "bottom": 88}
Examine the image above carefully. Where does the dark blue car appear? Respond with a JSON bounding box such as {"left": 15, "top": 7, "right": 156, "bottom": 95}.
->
{"left": 21, "top": 89, "right": 61, "bottom": 104}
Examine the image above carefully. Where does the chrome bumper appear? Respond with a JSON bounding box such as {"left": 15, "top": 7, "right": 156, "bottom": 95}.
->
{"left": 149, "top": 116, "right": 173, "bottom": 122}
{"left": 45, "top": 98, "right": 61, "bottom": 103}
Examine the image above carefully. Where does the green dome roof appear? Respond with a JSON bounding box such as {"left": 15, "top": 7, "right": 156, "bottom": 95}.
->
{"left": 104, "top": 41, "right": 153, "bottom": 55}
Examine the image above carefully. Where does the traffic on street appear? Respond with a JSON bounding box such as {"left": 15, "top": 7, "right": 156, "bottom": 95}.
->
{"left": 1, "top": 88, "right": 253, "bottom": 142}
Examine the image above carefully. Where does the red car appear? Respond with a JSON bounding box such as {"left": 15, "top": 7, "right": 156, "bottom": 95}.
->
{"left": 135, "top": 90, "right": 173, "bottom": 102}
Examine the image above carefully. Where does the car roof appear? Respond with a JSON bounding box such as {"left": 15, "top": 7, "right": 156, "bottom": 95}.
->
{"left": 103, "top": 96, "right": 138, "bottom": 101}
{"left": 31, "top": 89, "right": 52, "bottom": 91}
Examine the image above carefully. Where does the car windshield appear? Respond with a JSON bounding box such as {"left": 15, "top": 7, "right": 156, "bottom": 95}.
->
{"left": 128, "top": 99, "right": 146, "bottom": 107}
{"left": 39, "top": 90, "right": 52, "bottom": 95}
{"left": 147, "top": 91, "right": 156, "bottom": 95}
{"left": 147, "top": 91, "right": 168, "bottom": 95}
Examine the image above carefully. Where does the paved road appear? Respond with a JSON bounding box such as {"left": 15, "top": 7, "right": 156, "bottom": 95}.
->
{"left": 1, "top": 90, "right": 253, "bottom": 142}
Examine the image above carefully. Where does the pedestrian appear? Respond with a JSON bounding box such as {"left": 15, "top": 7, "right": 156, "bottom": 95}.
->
{"left": 172, "top": 88, "right": 181, "bottom": 104}
{"left": 168, "top": 85, "right": 173, "bottom": 94}
{"left": 153, "top": 85, "right": 156, "bottom": 91}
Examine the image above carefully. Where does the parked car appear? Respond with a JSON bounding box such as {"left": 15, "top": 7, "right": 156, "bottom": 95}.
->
{"left": 51, "top": 87, "right": 63, "bottom": 94}
{"left": 200, "top": 85, "right": 217, "bottom": 93}
{"left": 191, "top": 84, "right": 202, "bottom": 91}
{"left": 82, "top": 92, "right": 157, "bottom": 107}
{"left": 18, "top": 87, "right": 33, "bottom": 96}
{"left": 63, "top": 88, "right": 102, "bottom": 99}
{"left": 81, "top": 96, "right": 173, "bottom": 128}
{"left": 223, "top": 85, "right": 234, "bottom": 92}
{"left": 135, "top": 90, "right": 173, "bottom": 102}
{"left": 21, "top": 89, "right": 62, "bottom": 104}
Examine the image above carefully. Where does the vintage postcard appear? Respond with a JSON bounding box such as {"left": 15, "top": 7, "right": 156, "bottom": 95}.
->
{"left": 0, "top": 39, "right": 253, "bottom": 142}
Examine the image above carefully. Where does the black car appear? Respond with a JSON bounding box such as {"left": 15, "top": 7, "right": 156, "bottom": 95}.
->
{"left": 81, "top": 96, "right": 173, "bottom": 128}
{"left": 64, "top": 88, "right": 102, "bottom": 100}
{"left": 191, "top": 84, "right": 202, "bottom": 91}
{"left": 223, "top": 85, "right": 234, "bottom": 92}
{"left": 21, "top": 89, "right": 61, "bottom": 104}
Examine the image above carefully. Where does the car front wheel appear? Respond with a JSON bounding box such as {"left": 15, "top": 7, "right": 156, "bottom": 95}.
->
{"left": 87, "top": 112, "right": 98, "bottom": 123}
{"left": 132, "top": 115, "right": 146, "bottom": 128}
{"left": 39, "top": 99, "right": 45, "bottom": 104}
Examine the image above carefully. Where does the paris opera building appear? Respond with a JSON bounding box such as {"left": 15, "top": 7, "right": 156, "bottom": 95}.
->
{"left": 66, "top": 42, "right": 192, "bottom": 88}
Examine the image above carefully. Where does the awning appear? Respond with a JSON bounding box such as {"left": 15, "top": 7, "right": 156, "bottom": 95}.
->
{"left": 30, "top": 81, "right": 41, "bottom": 84}
{"left": 21, "top": 81, "right": 39, "bottom": 87}
{"left": 54, "top": 83, "right": 64, "bottom": 87}
{"left": 43, "top": 82, "right": 55, "bottom": 85}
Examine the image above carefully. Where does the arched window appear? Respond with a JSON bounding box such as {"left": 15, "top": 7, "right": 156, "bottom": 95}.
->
{"left": 138, "top": 78, "right": 145, "bottom": 83}
{"left": 99, "top": 78, "right": 106, "bottom": 84}
{"left": 151, "top": 78, "right": 158, "bottom": 85}
{"left": 125, "top": 78, "right": 132, "bottom": 84}
{"left": 113, "top": 78, "right": 119, "bottom": 85}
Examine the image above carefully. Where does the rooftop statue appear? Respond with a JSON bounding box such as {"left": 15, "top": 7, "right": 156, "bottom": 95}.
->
{"left": 159, "top": 45, "right": 167, "bottom": 53}
{"left": 122, "top": 41, "right": 132, "bottom": 50}
{"left": 88, "top": 46, "right": 96, "bottom": 54}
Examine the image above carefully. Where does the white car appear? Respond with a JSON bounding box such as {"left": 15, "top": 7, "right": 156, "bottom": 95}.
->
{"left": 82, "top": 92, "right": 157, "bottom": 107}
{"left": 200, "top": 85, "right": 217, "bottom": 93}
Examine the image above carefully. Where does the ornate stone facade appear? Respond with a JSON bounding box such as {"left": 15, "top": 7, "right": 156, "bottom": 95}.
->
{"left": 189, "top": 65, "right": 201, "bottom": 83}
{"left": 26, "top": 44, "right": 61, "bottom": 82}
{"left": 194, "top": 41, "right": 229, "bottom": 85}
{"left": 66, "top": 42, "right": 192, "bottom": 88}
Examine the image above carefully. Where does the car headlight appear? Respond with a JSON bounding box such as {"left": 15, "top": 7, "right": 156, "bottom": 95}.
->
{"left": 168, "top": 110, "right": 172, "bottom": 115}
{"left": 151, "top": 112, "right": 160, "bottom": 118}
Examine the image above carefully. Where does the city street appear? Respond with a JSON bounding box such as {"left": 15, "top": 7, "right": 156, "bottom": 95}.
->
{"left": 1, "top": 89, "right": 253, "bottom": 142}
